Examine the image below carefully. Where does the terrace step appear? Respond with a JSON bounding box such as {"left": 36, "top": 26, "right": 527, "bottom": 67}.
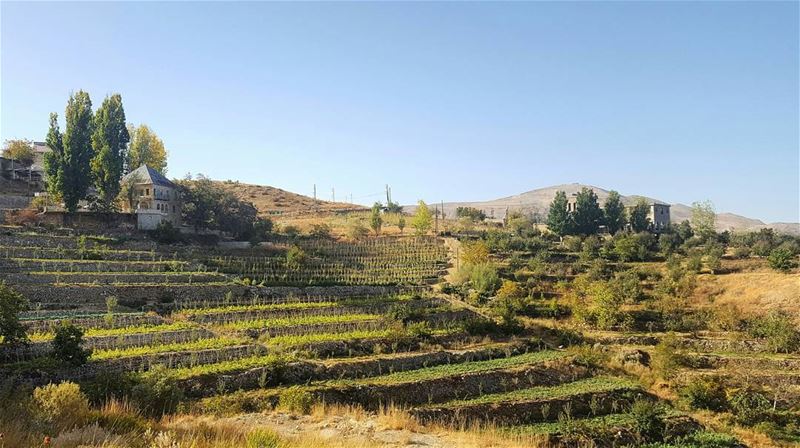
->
{"left": 181, "top": 340, "right": 543, "bottom": 397}
{"left": 23, "top": 313, "right": 164, "bottom": 333}
{"left": 410, "top": 375, "right": 644, "bottom": 426}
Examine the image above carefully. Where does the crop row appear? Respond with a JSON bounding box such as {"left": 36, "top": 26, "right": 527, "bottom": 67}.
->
{"left": 1, "top": 258, "right": 193, "bottom": 273}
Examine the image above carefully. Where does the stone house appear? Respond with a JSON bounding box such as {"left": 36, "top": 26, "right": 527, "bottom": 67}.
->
{"left": 121, "top": 165, "right": 182, "bottom": 230}
{"left": 647, "top": 202, "right": 671, "bottom": 231}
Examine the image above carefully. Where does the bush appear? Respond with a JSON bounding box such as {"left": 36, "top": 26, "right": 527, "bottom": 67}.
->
{"left": 247, "top": 428, "right": 284, "bottom": 448}
{"left": 278, "top": 386, "right": 313, "bottom": 414}
{"left": 728, "top": 388, "right": 772, "bottom": 426}
{"left": 284, "top": 245, "right": 306, "bottom": 270}
{"left": 767, "top": 248, "right": 798, "bottom": 272}
{"left": 0, "top": 281, "right": 28, "bottom": 346}
{"left": 745, "top": 312, "right": 799, "bottom": 353}
{"left": 629, "top": 398, "right": 666, "bottom": 442}
{"left": 308, "top": 223, "right": 331, "bottom": 239}
{"left": 650, "top": 333, "right": 685, "bottom": 380}
{"left": 680, "top": 375, "right": 728, "bottom": 411}
{"left": 33, "top": 381, "right": 90, "bottom": 430}
{"left": 566, "top": 344, "right": 608, "bottom": 368}
{"left": 52, "top": 322, "right": 91, "bottom": 366}
{"left": 149, "top": 221, "right": 182, "bottom": 244}
{"left": 469, "top": 262, "right": 500, "bottom": 296}
{"left": 346, "top": 221, "right": 369, "bottom": 240}
{"left": 131, "top": 365, "right": 184, "bottom": 416}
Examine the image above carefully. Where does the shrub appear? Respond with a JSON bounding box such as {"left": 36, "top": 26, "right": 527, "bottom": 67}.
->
{"left": 731, "top": 246, "right": 751, "bottom": 259}
{"left": 0, "top": 281, "right": 28, "bottom": 346}
{"left": 460, "top": 240, "right": 490, "bottom": 265}
{"left": 52, "top": 322, "right": 91, "bottom": 366}
{"left": 629, "top": 398, "right": 666, "bottom": 442}
{"left": 308, "top": 223, "right": 331, "bottom": 239}
{"left": 346, "top": 221, "right": 369, "bottom": 240}
{"left": 33, "top": 381, "right": 90, "bottom": 430}
{"left": 282, "top": 225, "right": 300, "bottom": 238}
{"left": 566, "top": 344, "right": 608, "bottom": 368}
{"left": 469, "top": 262, "right": 500, "bottom": 296}
{"left": 610, "top": 270, "right": 644, "bottom": 303}
{"left": 131, "top": 365, "right": 184, "bottom": 416}
{"left": 650, "top": 333, "right": 685, "bottom": 380}
{"left": 728, "top": 388, "right": 772, "bottom": 426}
{"left": 746, "top": 311, "right": 800, "bottom": 353}
{"left": 680, "top": 375, "right": 728, "bottom": 411}
{"left": 149, "top": 221, "right": 182, "bottom": 244}
{"left": 284, "top": 245, "right": 306, "bottom": 270}
{"left": 278, "top": 386, "right": 313, "bottom": 414}
{"left": 767, "top": 248, "right": 798, "bottom": 272}
{"left": 247, "top": 428, "right": 284, "bottom": 448}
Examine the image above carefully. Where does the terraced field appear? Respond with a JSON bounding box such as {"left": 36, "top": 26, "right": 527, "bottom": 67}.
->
{"left": 0, "top": 228, "right": 720, "bottom": 446}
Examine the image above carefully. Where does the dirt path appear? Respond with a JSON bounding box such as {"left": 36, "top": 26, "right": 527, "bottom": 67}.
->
{"left": 226, "top": 412, "right": 458, "bottom": 447}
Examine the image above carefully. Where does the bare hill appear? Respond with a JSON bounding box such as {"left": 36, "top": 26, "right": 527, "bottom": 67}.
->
{"left": 409, "top": 183, "right": 799, "bottom": 235}
{"left": 213, "top": 180, "right": 363, "bottom": 216}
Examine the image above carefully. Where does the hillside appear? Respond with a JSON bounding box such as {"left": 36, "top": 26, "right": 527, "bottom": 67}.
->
{"left": 213, "top": 180, "right": 364, "bottom": 216}
{"left": 411, "top": 183, "right": 799, "bottom": 234}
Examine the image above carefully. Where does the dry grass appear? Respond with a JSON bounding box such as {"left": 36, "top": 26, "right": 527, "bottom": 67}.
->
{"left": 692, "top": 270, "right": 800, "bottom": 322}
{"left": 214, "top": 180, "right": 361, "bottom": 215}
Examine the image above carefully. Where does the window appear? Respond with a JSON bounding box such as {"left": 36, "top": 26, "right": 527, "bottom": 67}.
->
{"left": 172, "top": 205, "right": 176, "bottom": 213}
{"left": 146, "top": 188, "right": 150, "bottom": 196}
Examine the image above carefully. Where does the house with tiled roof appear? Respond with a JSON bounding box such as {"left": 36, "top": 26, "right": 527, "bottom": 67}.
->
{"left": 121, "top": 165, "right": 182, "bottom": 229}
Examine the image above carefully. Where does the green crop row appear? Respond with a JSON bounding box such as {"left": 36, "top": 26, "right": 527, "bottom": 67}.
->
{"left": 333, "top": 350, "right": 568, "bottom": 386}
{"left": 427, "top": 375, "right": 640, "bottom": 409}
{"left": 177, "top": 301, "right": 338, "bottom": 316}
{"left": 153, "top": 353, "right": 291, "bottom": 380}
{"left": 214, "top": 313, "right": 381, "bottom": 331}
{"left": 91, "top": 336, "right": 248, "bottom": 360}
{"left": 29, "top": 321, "right": 196, "bottom": 341}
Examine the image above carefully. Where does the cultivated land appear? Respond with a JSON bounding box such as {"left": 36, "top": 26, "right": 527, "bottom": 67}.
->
{"left": 0, "top": 212, "right": 798, "bottom": 448}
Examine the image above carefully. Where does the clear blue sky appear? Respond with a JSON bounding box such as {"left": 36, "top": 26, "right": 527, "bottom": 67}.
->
{"left": 2, "top": 2, "right": 798, "bottom": 223}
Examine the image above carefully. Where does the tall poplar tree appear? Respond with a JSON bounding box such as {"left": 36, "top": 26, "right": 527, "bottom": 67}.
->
{"left": 91, "top": 94, "right": 130, "bottom": 210}
{"left": 546, "top": 190, "right": 572, "bottom": 236}
{"left": 603, "top": 190, "right": 626, "bottom": 234}
{"left": 44, "top": 91, "right": 94, "bottom": 212}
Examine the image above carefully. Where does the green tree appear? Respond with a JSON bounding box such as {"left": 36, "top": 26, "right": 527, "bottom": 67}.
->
{"left": 44, "top": 91, "right": 95, "bottom": 212}
{"left": 2, "top": 139, "right": 35, "bottom": 166}
{"left": 767, "top": 248, "right": 798, "bottom": 272}
{"left": 397, "top": 214, "right": 406, "bottom": 234}
{"left": 629, "top": 199, "right": 651, "bottom": 232}
{"left": 572, "top": 187, "right": 603, "bottom": 235}
{"left": 675, "top": 220, "right": 694, "bottom": 241}
{"left": 370, "top": 202, "right": 383, "bottom": 235}
{"left": 546, "top": 191, "right": 572, "bottom": 236}
{"left": 52, "top": 322, "right": 90, "bottom": 366}
{"left": 0, "top": 282, "right": 28, "bottom": 346}
{"left": 603, "top": 190, "right": 626, "bottom": 234}
{"left": 127, "top": 124, "right": 168, "bottom": 173}
{"left": 91, "top": 94, "right": 130, "bottom": 210}
{"left": 691, "top": 200, "right": 716, "bottom": 239}
{"left": 412, "top": 200, "right": 433, "bottom": 235}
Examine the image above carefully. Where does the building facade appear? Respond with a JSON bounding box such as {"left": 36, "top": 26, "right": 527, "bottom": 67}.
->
{"left": 121, "top": 165, "right": 182, "bottom": 229}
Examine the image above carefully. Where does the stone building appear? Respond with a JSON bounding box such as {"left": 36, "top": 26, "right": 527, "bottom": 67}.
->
{"left": 121, "top": 165, "right": 182, "bottom": 230}
{"left": 648, "top": 202, "right": 671, "bottom": 231}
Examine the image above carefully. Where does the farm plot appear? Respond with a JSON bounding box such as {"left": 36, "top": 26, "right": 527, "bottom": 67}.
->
{"left": 202, "top": 237, "right": 448, "bottom": 286}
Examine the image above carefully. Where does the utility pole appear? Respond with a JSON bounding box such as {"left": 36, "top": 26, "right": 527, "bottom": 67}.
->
{"left": 313, "top": 184, "right": 316, "bottom": 201}
{"left": 332, "top": 187, "right": 335, "bottom": 202}
{"left": 435, "top": 204, "right": 439, "bottom": 234}
{"left": 441, "top": 200, "right": 445, "bottom": 220}
{"left": 385, "top": 184, "right": 392, "bottom": 206}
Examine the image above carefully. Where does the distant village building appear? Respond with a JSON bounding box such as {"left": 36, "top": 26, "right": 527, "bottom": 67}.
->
{"left": 566, "top": 193, "right": 670, "bottom": 232}
{"left": 121, "top": 165, "right": 182, "bottom": 230}
{"left": 646, "top": 202, "right": 671, "bottom": 231}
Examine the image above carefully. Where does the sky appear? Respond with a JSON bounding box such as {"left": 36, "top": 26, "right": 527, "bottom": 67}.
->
{"left": 1, "top": 2, "right": 798, "bottom": 223}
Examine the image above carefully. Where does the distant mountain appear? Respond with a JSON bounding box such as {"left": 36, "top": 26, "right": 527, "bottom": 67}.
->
{"left": 406, "top": 183, "right": 799, "bottom": 235}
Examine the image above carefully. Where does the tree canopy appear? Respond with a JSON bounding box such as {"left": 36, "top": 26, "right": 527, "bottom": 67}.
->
{"left": 572, "top": 187, "right": 603, "bottom": 235}
{"left": 546, "top": 191, "right": 572, "bottom": 236}
{"left": 2, "top": 139, "right": 35, "bottom": 166}
{"left": 44, "top": 91, "right": 95, "bottom": 212}
{"left": 629, "top": 199, "right": 651, "bottom": 233}
{"left": 91, "top": 94, "right": 130, "bottom": 210}
{"left": 691, "top": 200, "right": 716, "bottom": 239}
{"left": 127, "top": 124, "right": 167, "bottom": 174}
{"left": 603, "top": 190, "right": 626, "bottom": 235}
{"left": 412, "top": 200, "right": 433, "bottom": 235}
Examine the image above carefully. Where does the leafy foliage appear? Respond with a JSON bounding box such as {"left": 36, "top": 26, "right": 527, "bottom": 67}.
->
{"left": 547, "top": 190, "right": 573, "bottom": 236}
{"left": 0, "top": 281, "right": 28, "bottom": 346}
{"left": 412, "top": 200, "right": 433, "bottom": 235}
{"left": 52, "top": 322, "right": 91, "bottom": 366}
{"left": 91, "top": 93, "right": 130, "bottom": 209}
{"left": 603, "top": 190, "right": 627, "bottom": 234}
{"left": 127, "top": 124, "right": 168, "bottom": 173}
